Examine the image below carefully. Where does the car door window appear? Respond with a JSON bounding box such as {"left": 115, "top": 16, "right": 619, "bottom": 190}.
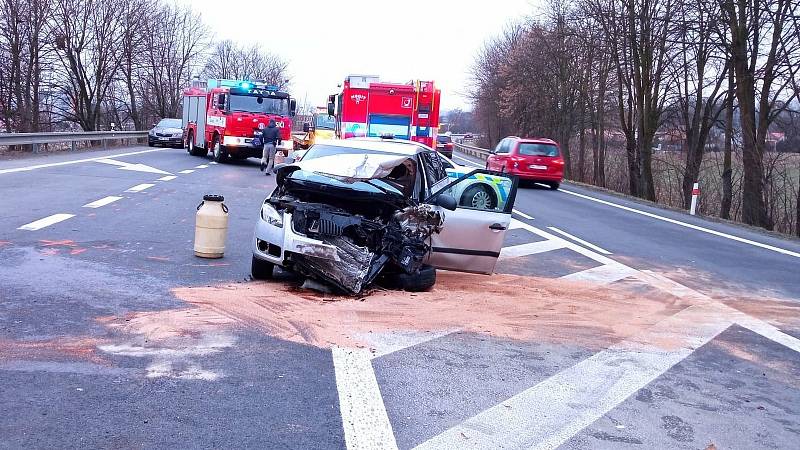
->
{"left": 419, "top": 150, "right": 449, "bottom": 194}
{"left": 494, "top": 139, "right": 506, "bottom": 154}
{"left": 428, "top": 169, "right": 516, "bottom": 213}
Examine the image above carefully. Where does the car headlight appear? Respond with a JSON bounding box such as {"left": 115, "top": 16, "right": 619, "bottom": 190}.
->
{"left": 261, "top": 202, "right": 283, "bottom": 228}
{"left": 149, "top": 130, "right": 155, "bottom": 136}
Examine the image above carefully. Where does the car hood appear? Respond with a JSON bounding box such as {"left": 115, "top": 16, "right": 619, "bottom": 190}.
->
{"left": 295, "top": 153, "right": 412, "bottom": 182}
{"left": 153, "top": 127, "right": 182, "bottom": 134}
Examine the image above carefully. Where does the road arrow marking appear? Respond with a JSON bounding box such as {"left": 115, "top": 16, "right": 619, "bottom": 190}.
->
{"left": 95, "top": 158, "right": 172, "bottom": 175}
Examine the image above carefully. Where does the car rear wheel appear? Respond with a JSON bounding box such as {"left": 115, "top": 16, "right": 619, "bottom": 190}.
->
{"left": 461, "top": 184, "right": 497, "bottom": 210}
{"left": 548, "top": 182, "right": 560, "bottom": 190}
{"left": 251, "top": 256, "right": 274, "bottom": 280}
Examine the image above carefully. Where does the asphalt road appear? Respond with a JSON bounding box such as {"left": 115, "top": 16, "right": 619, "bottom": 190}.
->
{"left": 1, "top": 145, "right": 799, "bottom": 449}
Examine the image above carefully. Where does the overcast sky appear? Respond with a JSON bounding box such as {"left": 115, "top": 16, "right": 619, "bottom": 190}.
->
{"left": 175, "top": 0, "right": 539, "bottom": 111}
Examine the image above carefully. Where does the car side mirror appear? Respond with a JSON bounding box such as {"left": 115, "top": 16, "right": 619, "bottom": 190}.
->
{"left": 303, "top": 123, "right": 310, "bottom": 133}
{"left": 434, "top": 194, "right": 457, "bottom": 211}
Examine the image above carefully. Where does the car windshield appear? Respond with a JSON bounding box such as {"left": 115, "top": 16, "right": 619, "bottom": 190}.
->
{"left": 315, "top": 114, "right": 336, "bottom": 130}
{"left": 157, "top": 118, "right": 181, "bottom": 128}
{"left": 437, "top": 135, "right": 452, "bottom": 143}
{"left": 519, "top": 143, "right": 559, "bottom": 157}
{"left": 287, "top": 169, "right": 405, "bottom": 197}
{"left": 229, "top": 94, "right": 289, "bottom": 115}
{"left": 302, "top": 144, "right": 408, "bottom": 161}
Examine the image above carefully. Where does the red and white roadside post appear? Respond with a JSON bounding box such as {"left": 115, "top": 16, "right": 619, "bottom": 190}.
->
{"left": 689, "top": 182, "right": 700, "bottom": 215}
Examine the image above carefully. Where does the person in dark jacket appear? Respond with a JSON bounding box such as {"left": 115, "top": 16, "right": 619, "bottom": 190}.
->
{"left": 260, "top": 119, "right": 281, "bottom": 174}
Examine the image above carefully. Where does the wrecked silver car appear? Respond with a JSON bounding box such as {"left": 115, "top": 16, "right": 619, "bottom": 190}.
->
{"left": 251, "top": 138, "right": 519, "bottom": 294}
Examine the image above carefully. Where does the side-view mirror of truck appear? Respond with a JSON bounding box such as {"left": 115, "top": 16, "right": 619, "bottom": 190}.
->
{"left": 290, "top": 99, "right": 297, "bottom": 116}
{"left": 303, "top": 123, "right": 310, "bottom": 133}
{"left": 327, "top": 101, "right": 335, "bottom": 117}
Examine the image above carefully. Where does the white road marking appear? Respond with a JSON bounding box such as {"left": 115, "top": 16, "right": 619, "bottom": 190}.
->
{"left": 561, "top": 263, "right": 638, "bottom": 284}
{"left": 82, "top": 196, "right": 123, "bottom": 208}
{"left": 512, "top": 209, "right": 535, "bottom": 220}
{"left": 332, "top": 347, "right": 398, "bottom": 450}
{"left": 547, "top": 226, "right": 611, "bottom": 254}
{"left": 209, "top": 161, "right": 218, "bottom": 165}
{"left": 125, "top": 183, "right": 154, "bottom": 193}
{"left": 359, "top": 329, "right": 459, "bottom": 359}
{"left": 157, "top": 175, "right": 177, "bottom": 181}
{"left": 500, "top": 240, "right": 565, "bottom": 259}
{"left": 560, "top": 188, "right": 800, "bottom": 259}
{"left": 178, "top": 169, "right": 194, "bottom": 174}
{"left": 194, "top": 164, "right": 209, "bottom": 169}
{"left": 95, "top": 158, "right": 172, "bottom": 175}
{"left": 0, "top": 148, "right": 167, "bottom": 175}
{"left": 414, "top": 303, "right": 733, "bottom": 450}
{"left": 18, "top": 213, "right": 75, "bottom": 231}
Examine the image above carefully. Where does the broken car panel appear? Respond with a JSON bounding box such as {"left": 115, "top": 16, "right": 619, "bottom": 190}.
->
{"left": 252, "top": 138, "right": 518, "bottom": 294}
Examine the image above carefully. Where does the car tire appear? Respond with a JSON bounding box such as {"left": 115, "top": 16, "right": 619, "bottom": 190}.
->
{"left": 549, "top": 182, "right": 560, "bottom": 190}
{"left": 148, "top": 140, "right": 154, "bottom": 147}
{"left": 251, "top": 256, "right": 274, "bottom": 280}
{"left": 212, "top": 135, "right": 227, "bottom": 163}
{"left": 460, "top": 184, "right": 497, "bottom": 210}
{"left": 381, "top": 265, "right": 436, "bottom": 292}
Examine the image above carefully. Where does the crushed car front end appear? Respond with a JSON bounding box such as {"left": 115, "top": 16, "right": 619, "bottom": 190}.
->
{"left": 252, "top": 150, "right": 444, "bottom": 294}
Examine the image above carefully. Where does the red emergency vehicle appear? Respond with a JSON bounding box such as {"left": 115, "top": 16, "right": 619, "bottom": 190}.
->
{"left": 182, "top": 79, "right": 296, "bottom": 162}
{"left": 329, "top": 75, "right": 441, "bottom": 148}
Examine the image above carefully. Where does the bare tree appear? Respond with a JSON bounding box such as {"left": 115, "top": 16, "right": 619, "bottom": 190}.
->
{"left": 718, "top": 0, "right": 800, "bottom": 228}
{"left": 201, "top": 40, "right": 289, "bottom": 89}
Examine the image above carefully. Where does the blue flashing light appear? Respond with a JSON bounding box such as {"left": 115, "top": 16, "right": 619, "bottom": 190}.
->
{"left": 240, "top": 82, "right": 251, "bottom": 89}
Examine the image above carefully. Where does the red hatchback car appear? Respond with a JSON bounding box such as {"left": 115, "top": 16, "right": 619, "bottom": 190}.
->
{"left": 485, "top": 136, "right": 564, "bottom": 189}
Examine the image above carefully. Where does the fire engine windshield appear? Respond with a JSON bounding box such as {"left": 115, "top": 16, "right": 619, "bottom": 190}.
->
{"left": 314, "top": 114, "right": 336, "bottom": 130}
{"left": 229, "top": 94, "right": 289, "bottom": 116}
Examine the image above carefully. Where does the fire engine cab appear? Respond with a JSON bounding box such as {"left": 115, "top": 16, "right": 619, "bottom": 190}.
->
{"left": 182, "top": 79, "right": 296, "bottom": 162}
{"left": 329, "top": 75, "right": 441, "bottom": 148}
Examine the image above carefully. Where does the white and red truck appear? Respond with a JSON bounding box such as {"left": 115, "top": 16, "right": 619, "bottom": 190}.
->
{"left": 329, "top": 75, "right": 441, "bottom": 148}
{"left": 182, "top": 79, "right": 296, "bottom": 162}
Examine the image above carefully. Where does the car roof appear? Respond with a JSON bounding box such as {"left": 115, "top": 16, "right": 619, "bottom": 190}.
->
{"left": 313, "top": 137, "right": 430, "bottom": 155}
{"left": 513, "top": 136, "right": 558, "bottom": 145}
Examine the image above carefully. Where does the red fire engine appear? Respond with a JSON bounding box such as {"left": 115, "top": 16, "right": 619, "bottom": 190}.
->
{"left": 182, "top": 79, "right": 296, "bottom": 162}
{"left": 328, "top": 75, "right": 441, "bottom": 148}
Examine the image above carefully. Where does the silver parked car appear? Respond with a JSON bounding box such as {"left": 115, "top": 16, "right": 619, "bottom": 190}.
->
{"left": 251, "top": 138, "right": 519, "bottom": 294}
{"left": 148, "top": 118, "right": 183, "bottom": 148}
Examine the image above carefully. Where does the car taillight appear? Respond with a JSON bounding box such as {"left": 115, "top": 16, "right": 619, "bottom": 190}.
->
{"left": 446, "top": 143, "right": 453, "bottom": 149}
{"left": 553, "top": 158, "right": 565, "bottom": 165}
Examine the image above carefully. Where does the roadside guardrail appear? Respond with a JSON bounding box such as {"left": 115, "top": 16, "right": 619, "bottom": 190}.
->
{"left": 454, "top": 142, "right": 492, "bottom": 161}
{"left": 0, "top": 131, "right": 149, "bottom": 153}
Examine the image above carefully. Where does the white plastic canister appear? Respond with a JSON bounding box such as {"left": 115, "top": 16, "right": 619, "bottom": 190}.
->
{"left": 194, "top": 194, "right": 228, "bottom": 258}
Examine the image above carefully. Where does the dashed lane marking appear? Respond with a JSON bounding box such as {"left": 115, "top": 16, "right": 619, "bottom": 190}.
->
{"left": 0, "top": 148, "right": 167, "bottom": 175}
{"left": 18, "top": 214, "right": 75, "bottom": 231}
{"left": 332, "top": 347, "right": 398, "bottom": 450}
{"left": 82, "top": 196, "right": 123, "bottom": 209}
{"left": 512, "top": 209, "right": 535, "bottom": 220}
{"left": 125, "top": 183, "right": 154, "bottom": 193}
{"left": 547, "top": 226, "right": 612, "bottom": 254}
{"left": 500, "top": 240, "right": 564, "bottom": 259}
{"left": 157, "top": 175, "right": 177, "bottom": 181}
{"left": 194, "top": 164, "right": 209, "bottom": 169}
{"left": 178, "top": 169, "right": 194, "bottom": 174}
{"left": 559, "top": 188, "right": 800, "bottom": 259}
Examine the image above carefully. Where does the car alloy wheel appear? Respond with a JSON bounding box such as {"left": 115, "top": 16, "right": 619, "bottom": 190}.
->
{"left": 471, "top": 189, "right": 492, "bottom": 209}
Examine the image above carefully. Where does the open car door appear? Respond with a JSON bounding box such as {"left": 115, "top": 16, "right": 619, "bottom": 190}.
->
{"left": 426, "top": 169, "right": 518, "bottom": 274}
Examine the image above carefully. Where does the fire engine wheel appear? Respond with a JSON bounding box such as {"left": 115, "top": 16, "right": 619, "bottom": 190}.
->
{"left": 461, "top": 184, "right": 497, "bottom": 210}
{"left": 212, "top": 136, "right": 228, "bottom": 163}
{"left": 187, "top": 132, "right": 205, "bottom": 156}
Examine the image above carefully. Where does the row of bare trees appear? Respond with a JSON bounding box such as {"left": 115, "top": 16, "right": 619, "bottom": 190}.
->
{"left": 0, "top": 0, "right": 289, "bottom": 134}
{"left": 472, "top": 0, "right": 800, "bottom": 234}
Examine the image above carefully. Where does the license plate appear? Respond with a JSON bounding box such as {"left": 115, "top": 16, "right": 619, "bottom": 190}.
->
{"left": 529, "top": 164, "right": 547, "bottom": 170}
{"left": 159, "top": 137, "right": 169, "bottom": 141}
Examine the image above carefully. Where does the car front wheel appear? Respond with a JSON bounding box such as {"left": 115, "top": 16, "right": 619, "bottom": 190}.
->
{"left": 251, "top": 256, "right": 274, "bottom": 280}
{"left": 380, "top": 265, "right": 436, "bottom": 292}
{"left": 212, "top": 136, "right": 228, "bottom": 163}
